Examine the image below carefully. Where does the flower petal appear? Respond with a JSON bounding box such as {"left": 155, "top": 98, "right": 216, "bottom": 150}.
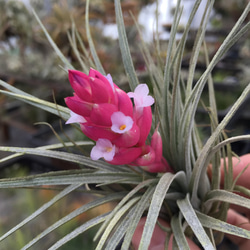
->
{"left": 111, "top": 111, "right": 133, "bottom": 134}
{"left": 90, "top": 139, "right": 115, "bottom": 161}
{"left": 66, "top": 111, "right": 87, "bottom": 124}
{"left": 105, "top": 73, "right": 115, "bottom": 91}
{"left": 127, "top": 84, "right": 154, "bottom": 108}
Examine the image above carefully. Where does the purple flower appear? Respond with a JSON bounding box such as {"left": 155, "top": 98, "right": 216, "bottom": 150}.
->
{"left": 127, "top": 84, "right": 155, "bottom": 108}
{"left": 66, "top": 111, "right": 87, "bottom": 124}
{"left": 111, "top": 111, "right": 134, "bottom": 134}
{"left": 90, "top": 139, "right": 116, "bottom": 161}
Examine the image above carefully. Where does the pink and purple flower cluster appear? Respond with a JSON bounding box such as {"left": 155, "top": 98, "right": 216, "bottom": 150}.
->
{"left": 65, "top": 68, "right": 171, "bottom": 173}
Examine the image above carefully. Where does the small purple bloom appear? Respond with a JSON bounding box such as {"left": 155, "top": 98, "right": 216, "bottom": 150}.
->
{"left": 111, "top": 111, "right": 133, "bottom": 134}
{"left": 105, "top": 73, "right": 115, "bottom": 91}
{"left": 66, "top": 111, "right": 87, "bottom": 124}
{"left": 90, "top": 139, "right": 116, "bottom": 161}
{"left": 127, "top": 84, "right": 154, "bottom": 108}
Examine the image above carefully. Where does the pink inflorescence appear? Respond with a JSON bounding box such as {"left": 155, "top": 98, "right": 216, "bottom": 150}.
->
{"left": 65, "top": 68, "right": 171, "bottom": 173}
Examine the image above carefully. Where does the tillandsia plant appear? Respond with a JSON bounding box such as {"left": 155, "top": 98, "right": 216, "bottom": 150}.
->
{"left": 0, "top": 0, "right": 250, "bottom": 249}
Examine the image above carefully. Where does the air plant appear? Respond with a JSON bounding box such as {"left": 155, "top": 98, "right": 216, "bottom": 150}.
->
{"left": 0, "top": 0, "right": 250, "bottom": 249}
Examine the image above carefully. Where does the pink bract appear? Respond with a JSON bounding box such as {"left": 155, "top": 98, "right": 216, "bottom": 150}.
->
{"left": 65, "top": 69, "right": 171, "bottom": 173}
{"left": 108, "top": 147, "right": 142, "bottom": 165}
{"left": 112, "top": 123, "right": 140, "bottom": 148}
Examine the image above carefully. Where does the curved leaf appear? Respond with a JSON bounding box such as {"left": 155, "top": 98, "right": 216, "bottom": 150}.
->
{"left": 48, "top": 213, "right": 109, "bottom": 250}
{"left": 121, "top": 185, "right": 156, "bottom": 250}
{"left": 105, "top": 205, "right": 138, "bottom": 250}
{"left": 0, "top": 141, "right": 93, "bottom": 165}
{"left": 114, "top": 0, "right": 139, "bottom": 90}
{"left": 22, "top": 192, "right": 126, "bottom": 249}
{"left": 0, "top": 184, "right": 82, "bottom": 242}
{"left": 204, "top": 190, "right": 250, "bottom": 209}
{"left": 190, "top": 83, "right": 250, "bottom": 205}
{"left": 171, "top": 214, "right": 189, "bottom": 249}
{"left": 138, "top": 172, "right": 184, "bottom": 249}
{"left": 32, "top": 8, "right": 74, "bottom": 70}
{"left": 177, "top": 194, "right": 215, "bottom": 250}
{"left": 0, "top": 146, "right": 130, "bottom": 172}
{"left": 85, "top": 0, "right": 105, "bottom": 74}
{"left": 210, "top": 135, "right": 250, "bottom": 156}
{"left": 96, "top": 196, "right": 140, "bottom": 249}
{"left": 0, "top": 170, "right": 142, "bottom": 188}
{"left": 196, "top": 211, "right": 250, "bottom": 240}
{"left": 94, "top": 179, "right": 156, "bottom": 241}
{"left": 0, "top": 89, "right": 70, "bottom": 120}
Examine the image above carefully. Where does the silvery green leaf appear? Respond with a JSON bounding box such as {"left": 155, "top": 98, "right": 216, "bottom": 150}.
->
{"left": 138, "top": 172, "right": 184, "bottom": 249}
{"left": 114, "top": 0, "right": 139, "bottom": 90}
{"left": 0, "top": 184, "right": 82, "bottom": 242}
{"left": 22, "top": 192, "right": 126, "bottom": 249}
{"left": 196, "top": 211, "right": 250, "bottom": 240}
{"left": 48, "top": 213, "right": 109, "bottom": 250}
{"left": 85, "top": 0, "right": 105, "bottom": 74}
{"left": 177, "top": 195, "right": 215, "bottom": 250}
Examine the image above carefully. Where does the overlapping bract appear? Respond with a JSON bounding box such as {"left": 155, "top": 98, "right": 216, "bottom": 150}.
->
{"left": 65, "top": 69, "right": 171, "bottom": 172}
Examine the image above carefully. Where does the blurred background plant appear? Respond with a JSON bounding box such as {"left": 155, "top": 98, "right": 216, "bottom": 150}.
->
{"left": 0, "top": 168, "right": 114, "bottom": 250}
{"left": 0, "top": 0, "right": 249, "bottom": 249}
